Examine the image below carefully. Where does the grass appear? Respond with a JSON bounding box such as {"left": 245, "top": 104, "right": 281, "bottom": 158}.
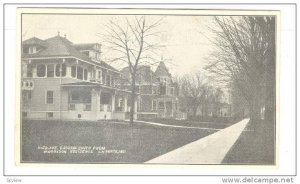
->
{"left": 21, "top": 119, "right": 218, "bottom": 163}
{"left": 221, "top": 119, "right": 275, "bottom": 165}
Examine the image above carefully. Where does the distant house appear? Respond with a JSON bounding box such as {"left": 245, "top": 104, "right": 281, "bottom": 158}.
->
{"left": 121, "top": 62, "right": 187, "bottom": 119}
{"left": 21, "top": 33, "right": 137, "bottom": 120}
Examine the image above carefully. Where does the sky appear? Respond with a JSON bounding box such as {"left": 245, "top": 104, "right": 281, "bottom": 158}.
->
{"left": 22, "top": 14, "right": 216, "bottom": 77}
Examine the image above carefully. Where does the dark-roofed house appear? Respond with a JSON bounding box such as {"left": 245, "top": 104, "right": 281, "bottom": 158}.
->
{"left": 121, "top": 61, "right": 186, "bottom": 119}
{"left": 21, "top": 34, "right": 137, "bottom": 120}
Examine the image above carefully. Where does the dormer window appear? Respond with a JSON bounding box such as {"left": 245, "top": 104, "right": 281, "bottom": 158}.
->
{"left": 28, "top": 46, "right": 37, "bottom": 54}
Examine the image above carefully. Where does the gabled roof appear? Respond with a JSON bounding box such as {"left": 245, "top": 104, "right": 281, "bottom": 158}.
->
{"left": 121, "top": 65, "right": 158, "bottom": 84}
{"left": 22, "top": 37, "right": 48, "bottom": 47}
{"left": 22, "top": 35, "right": 91, "bottom": 61}
{"left": 155, "top": 61, "right": 171, "bottom": 77}
{"left": 22, "top": 35, "right": 119, "bottom": 73}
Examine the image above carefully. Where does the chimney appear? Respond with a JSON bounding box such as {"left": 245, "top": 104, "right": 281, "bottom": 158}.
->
{"left": 64, "top": 34, "right": 67, "bottom": 38}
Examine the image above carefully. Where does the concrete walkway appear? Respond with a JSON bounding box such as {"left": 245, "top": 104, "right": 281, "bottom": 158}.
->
{"left": 146, "top": 118, "right": 250, "bottom": 164}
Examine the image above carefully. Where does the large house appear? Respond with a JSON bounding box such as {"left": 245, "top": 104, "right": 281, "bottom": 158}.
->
{"left": 121, "top": 62, "right": 186, "bottom": 119}
{"left": 21, "top": 33, "right": 137, "bottom": 120}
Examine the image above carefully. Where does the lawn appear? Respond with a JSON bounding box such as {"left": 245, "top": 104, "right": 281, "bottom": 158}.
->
{"left": 21, "top": 119, "right": 220, "bottom": 163}
{"left": 222, "top": 119, "right": 275, "bottom": 165}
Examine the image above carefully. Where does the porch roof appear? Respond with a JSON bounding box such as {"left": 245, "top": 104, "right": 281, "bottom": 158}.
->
{"left": 61, "top": 81, "right": 99, "bottom": 87}
{"left": 61, "top": 81, "right": 138, "bottom": 95}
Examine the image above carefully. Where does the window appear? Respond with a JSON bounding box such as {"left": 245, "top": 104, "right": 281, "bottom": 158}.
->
{"left": 71, "top": 93, "right": 80, "bottom": 102}
{"left": 70, "top": 90, "right": 91, "bottom": 103}
{"left": 97, "top": 70, "right": 102, "bottom": 82}
{"left": 107, "top": 104, "right": 112, "bottom": 112}
{"left": 91, "top": 70, "right": 95, "bottom": 78}
{"left": 100, "top": 104, "right": 104, "bottom": 111}
{"left": 158, "top": 101, "right": 165, "bottom": 110}
{"left": 61, "top": 64, "right": 66, "bottom": 77}
{"left": 84, "top": 104, "right": 91, "bottom": 111}
{"left": 152, "top": 100, "right": 157, "bottom": 110}
{"left": 26, "top": 64, "right": 33, "bottom": 77}
{"left": 100, "top": 92, "right": 111, "bottom": 104}
{"left": 55, "top": 64, "right": 66, "bottom": 77}
{"left": 84, "top": 69, "right": 88, "bottom": 80}
{"left": 159, "top": 84, "right": 166, "bottom": 95}
{"left": 55, "top": 64, "right": 60, "bottom": 77}
{"left": 22, "top": 112, "right": 27, "bottom": 117}
{"left": 47, "top": 64, "right": 54, "bottom": 77}
{"left": 118, "top": 98, "right": 123, "bottom": 107}
{"left": 22, "top": 91, "right": 31, "bottom": 101}
{"left": 29, "top": 47, "right": 36, "bottom": 54}
{"left": 111, "top": 76, "right": 114, "bottom": 86}
{"left": 106, "top": 75, "right": 111, "bottom": 86}
{"left": 115, "top": 98, "right": 123, "bottom": 112}
{"left": 46, "top": 91, "right": 54, "bottom": 104}
{"left": 37, "top": 64, "right": 46, "bottom": 77}
{"left": 138, "top": 98, "right": 142, "bottom": 112}
{"left": 47, "top": 112, "right": 53, "bottom": 118}
{"left": 71, "top": 66, "right": 76, "bottom": 78}
{"left": 102, "top": 72, "right": 106, "bottom": 84}
{"left": 170, "top": 88, "right": 174, "bottom": 95}
{"left": 23, "top": 47, "right": 29, "bottom": 54}
{"left": 69, "top": 104, "right": 75, "bottom": 111}
{"left": 152, "top": 86, "right": 158, "bottom": 94}
{"left": 96, "top": 53, "right": 101, "bottom": 61}
{"left": 77, "top": 67, "right": 83, "bottom": 80}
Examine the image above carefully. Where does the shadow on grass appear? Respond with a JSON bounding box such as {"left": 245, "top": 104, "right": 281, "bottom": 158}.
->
{"left": 222, "top": 119, "right": 275, "bottom": 165}
{"left": 21, "top": 119, "right": 217, "bottom": 163}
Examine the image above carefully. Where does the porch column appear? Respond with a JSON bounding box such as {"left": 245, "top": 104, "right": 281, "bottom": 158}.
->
{"left": 111, "top": 92, "right": 115, "bottom": 112}
{"left": 32, "top": 63, "right": 37, "bottom": 78}
{"left": 171, "top": 100, "right": 174, "bottom": 117}
{"left": 164, "top": 100, "right": 166, "bottom": 117}
{"left": 91, "top": 89, "right": 99, "bottom": 112}
{"left": 134, "top": 97, "right": 138, "bottom": 113}
{"left": 124, "top": 96, "right": 128, "bottom": 112}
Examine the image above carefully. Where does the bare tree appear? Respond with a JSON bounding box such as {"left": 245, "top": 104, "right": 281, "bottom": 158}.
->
{"left": 179, "top": 73, "right": 209, "bottom": 119}
{"left": 100, "top": 16, "right": 164, "bottom": 124}
{"left": 205, "top": 16, "right": 275, "bottom": 121}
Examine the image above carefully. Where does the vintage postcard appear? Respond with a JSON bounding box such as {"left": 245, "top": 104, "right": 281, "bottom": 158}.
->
{"left": 15, "top": 8, "right": 279, "bottom": 165}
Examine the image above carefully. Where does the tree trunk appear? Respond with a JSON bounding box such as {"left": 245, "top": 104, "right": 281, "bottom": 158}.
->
{"left": 192, "top": 107, "right": 197, "bottom": 119}
{"left": 264, "top": 86, "right": 275, "bottom": 123}
{"left": 129, "top": 73, "right": 136, "bottom": 125}
{"left": 249, "top": 94, "right": 261, "bottom": 121}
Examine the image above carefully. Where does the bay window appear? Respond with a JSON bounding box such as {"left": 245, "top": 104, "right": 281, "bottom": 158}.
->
{"left": 37, "top": 64, "right": 46, "bottom": 77}
{"left": 71, "top": 66, "right": 76, "bottom": 78}
{"left": 55, "top": 64, "right": 66, "bottom": 77}
{"left": 47, "top": 64, "right": 54, "bottom": 77}
{"left": 77, "top": 67, "right": 83, "bottom": 80}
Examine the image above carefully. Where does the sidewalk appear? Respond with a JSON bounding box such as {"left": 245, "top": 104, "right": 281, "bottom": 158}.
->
{"left": 146, "top": 118, "right": 250, "bottom": 164}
